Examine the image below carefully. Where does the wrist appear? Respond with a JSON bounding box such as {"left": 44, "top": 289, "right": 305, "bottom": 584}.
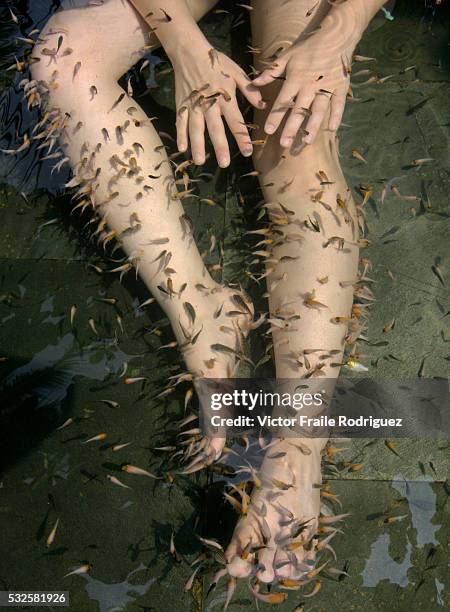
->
{"left": 321, "top": 0, "right": 374, "bottom": 49}
{"left": 164, "top": 30, "right": 211, "bottom": 62}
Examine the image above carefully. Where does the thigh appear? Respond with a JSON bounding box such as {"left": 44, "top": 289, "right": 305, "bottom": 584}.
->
{"left": 250, "top": 0, "right": 335, "bottom": 172}
{"left": 250, "top": 0, "right": 330, "bottom": 71}
{"left": 35, "top": 0, "right": 218, "bottom": 82}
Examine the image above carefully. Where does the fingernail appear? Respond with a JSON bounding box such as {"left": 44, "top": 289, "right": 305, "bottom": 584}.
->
{"left": 218, "top": 156, "right": 230, "bottom": 167}
{"left": 265, "top": 123, "right": 275, "bottom": 134}
{"left": 194, "top": 155, "right": 204, "bottom": 165}
{"left": 280, "top": 137, "right": 292, "bottom": 148}
{"left": 243, "top": 147, "right": 253, "bottom": 157}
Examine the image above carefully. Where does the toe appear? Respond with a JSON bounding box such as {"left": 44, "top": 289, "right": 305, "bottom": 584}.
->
{"left": 208, "top": 437, "right": 225, "bottom": 461}
{"left": 274, "top": 549, "right": 295, "bottom": 579}
{"left": 227, "top": 555, "right": 253, "bottom": 578}
{"left": 256, "top": 546, "right": 276, "bottom": 583}
{"left": 275, "top": 547, "right": 307, "bottom": 580}
{"left": 225, "top": 539, "right": 239, "bottom": 564}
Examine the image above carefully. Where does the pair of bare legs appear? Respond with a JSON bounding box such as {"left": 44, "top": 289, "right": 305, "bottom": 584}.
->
{"left": 29, "top": 0, "right": 359, "bottom": 585}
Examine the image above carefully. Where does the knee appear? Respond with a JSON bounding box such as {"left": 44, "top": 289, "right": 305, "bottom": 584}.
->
{"left": 254, "top": 128, "right": 334, "bottom": 178}
{"left": 31, "top": 2, "right": 143, "bottom": 87}
{"left": 31, "top": 11, "right": 94, "bottom": 88}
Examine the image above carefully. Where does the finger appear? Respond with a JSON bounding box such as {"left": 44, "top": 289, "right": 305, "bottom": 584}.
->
{"left": 303, "top": 92, "right": 330, "bottom": 144}
{"left": 205, "top": 104, "right": 230, "bottom": 168}
{"left": 176, "top": 106, "right": 188, "bottom": 152}
{"left": 236, "top": 73, "right": 266, "bottom": 110}
{"left": 329, "top": 84, "right": 348, "bottom": 131}
{"left": 188, "top": 108, "right": 205, "bottom": 165}
{"left": 222, "top": 101, "right": 253, "bottom": 157}
{"left": 280, "top": 91, "right": 315, "bottom": 148}
{"left": 252, "top": 57, "right": 287, "bottom": 86}
{"left": 264, "top": 79, "right": 300, "bottom": 135}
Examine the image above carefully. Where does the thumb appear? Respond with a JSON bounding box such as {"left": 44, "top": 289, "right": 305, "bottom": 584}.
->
{"left": 236, "top": 72, "right": 267, "bottom": 110}
{"left": 252, "top": 56, "right": 288, "bottom": 86}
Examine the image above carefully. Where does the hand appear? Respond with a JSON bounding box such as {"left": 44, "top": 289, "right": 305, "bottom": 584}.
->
{"left": 172, "top": 45, "right": 265, "bottom": 167}
{"left": 252, "top": 25, "right": 359, "bottom": 147}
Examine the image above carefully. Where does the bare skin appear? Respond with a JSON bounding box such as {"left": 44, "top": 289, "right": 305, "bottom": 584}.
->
{"left": 29, "top": 0, "right": 250, "bottom": 463}
{"left": 27, "top": 0, "right": 386, "bottom": 588}
{"left": 224, "top": 0, "right": 384, "bottom": 582}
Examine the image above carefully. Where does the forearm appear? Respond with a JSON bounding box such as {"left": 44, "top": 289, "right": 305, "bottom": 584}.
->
{"left": 128, "top": 0, "right": 210, "bottom": 59}
{"left": 321, "top": 0, "right": 389, "bottom": 48}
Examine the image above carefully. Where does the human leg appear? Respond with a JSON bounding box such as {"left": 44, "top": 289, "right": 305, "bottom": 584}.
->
{"left": 28, "top": 0, "right": 252, "bottom": 459}
{"left": 225, "top": 0, "right": 362, "bottom": 583}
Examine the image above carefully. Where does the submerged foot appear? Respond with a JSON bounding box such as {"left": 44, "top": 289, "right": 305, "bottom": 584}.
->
{"left": 225, "top": 439, "right": 326, "bottom": 583}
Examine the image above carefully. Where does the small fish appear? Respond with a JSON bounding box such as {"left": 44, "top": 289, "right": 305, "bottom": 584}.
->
{"left": 160, "top": 8, "right": 172, "bottom": 21}
{"left": 383, "top": 514, "right": 408, "bottom": 524}
{"left": 431, "top": 261, "right": 445, "bottom": 287}
{"left": 98, "top": 399, "right": 120, "bottom": 408}
{"left": 383, "top": 318, "right": 396, "bottom": 333}
{"left": 123, "top": 377, "right": 148, "bottom": 384}
{"left": 56, "top": 418, "right": 74, "bottom": 431}
{"left": 197, "top": 536, "right": 223, "bottom": 551}
{"left": 107, "top": 475, "right": 131, "bottom": 489}
{"left": 138, "top": 296, "right": 156, "bottom": 308}
{"left": 318, "top": 169, "right": 333, "bottom": 185}
{"left": 411, "top": 158, "right": 434, "bottom": 166}
{"left": 304, "top": 290, "right": 328, "bottom": 310}
{"left": 319, "top": 513, "right": 351, "bottom": 525}
{"left": 184, "top": 566, "right": 201, "bottom": 592}
{"left": 406, "top": 97, "right": 431, "bottom": 116}
{"left": 108, "top": 93, "right": 125, "bottom": 113}
{"left": 82, "top": 432, "right": 107, "bottom": 444}
{"left": 122, "top": 464, "right": 159, "bottom": 479}
{"left": 183, "top": 302, "right": 196, "bottom": 323}
{"left": 352, "top": 148, "right": 367, "bottom": 163}
{"left": 112, "top": 442, "right": 131, "bottom": 452}
{"left": 303, "top": 580, "right": 322, "bottom": 598}
{"left": 184, "top": 388, "right": 193, "bottom": 412}
{"left": 88, "top": 318, "right": 98, "bottom": 335}
{"left": 9, "top": 8, "right": 19, "bottom": 23}
{"left": 64, "top": 564, "right": 92, "bottom": 578}
{"left": 89, "top": 85, "right": 98, "bottom": 100}
{"left": 251, "top": 585, "right": 287, "bottom": 604}
{"left": 344, "top": 359, "right": 368, "bottom": 372}
{"left": 385, "top": 439, "right": 400, "bottom": 457}
{"left": 72, "top": 62, "right": 81, "bottom": 80}
{"left": 69, "top": 305, "right": 77, "bottom": 326}
{"left": 46, "top": 517, "right": 60, "bottom": 547}
{"left": 208, "top": 48, "right": 219, "bottom": 68}
{"left": 224, "top": 577, "right": 237, "bottom": 611}
{"left": 306, "top": 1, "right": 319, "bottom": 16}
{"left": 271, "top": 478, "right": 293, "bottom": 491}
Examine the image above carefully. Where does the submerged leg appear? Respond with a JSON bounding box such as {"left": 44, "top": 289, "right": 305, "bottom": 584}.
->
{"left": 226, "top": 0, "right": 363, "bottom": 583}
{"left": 29, "top": 0, "right": 252, "bottom": 460}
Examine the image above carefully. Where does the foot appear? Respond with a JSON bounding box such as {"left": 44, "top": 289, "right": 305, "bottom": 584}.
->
{"left": 225, "top": 438, "right": 325, "bottom": 583}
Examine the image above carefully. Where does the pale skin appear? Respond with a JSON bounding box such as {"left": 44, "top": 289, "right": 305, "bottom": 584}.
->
{"left": 29, "top": 0, "right": 386, "bottom": 588}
